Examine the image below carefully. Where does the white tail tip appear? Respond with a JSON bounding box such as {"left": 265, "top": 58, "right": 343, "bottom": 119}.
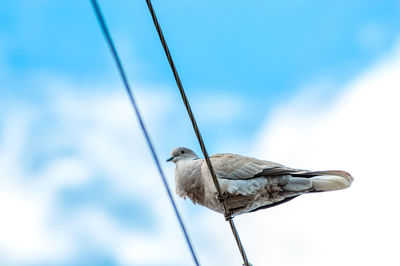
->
{"left": 310, "top": 171, "right": 353, "bottom": 191}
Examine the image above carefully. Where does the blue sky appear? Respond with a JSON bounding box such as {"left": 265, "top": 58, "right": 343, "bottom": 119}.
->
{"left": 3, "top": 1, "right": 400, "bottom": 101}
{"left": 2, "top": 0, "right": 400, "bottom": 146}
{"left": 1, "top": 1, "right": 400, "bottom": 265}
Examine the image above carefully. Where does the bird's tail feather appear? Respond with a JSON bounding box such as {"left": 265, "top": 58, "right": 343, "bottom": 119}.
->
{"left": 308, "top": 170, "right": 353, "bottom": 192}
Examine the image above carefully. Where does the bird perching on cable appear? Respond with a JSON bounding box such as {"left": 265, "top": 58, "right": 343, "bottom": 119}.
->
{"left": 167, "top": 147, "right": 353, "bottom": 217}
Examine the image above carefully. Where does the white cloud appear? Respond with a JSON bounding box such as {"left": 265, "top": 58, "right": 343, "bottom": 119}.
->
{"left": 0, "top": 109, "right": 73, "bottom": 263}
{"left": 0, "top": 85, "right": 197, "bottom": 265}
{"left": 2, "top": 38, "right": 400, "bottom": 266}
{"left": 0, "top": 183, "right": 73, "bottom": 264}
{"left": 239, "top": 40, "right": 400, "bottom": 266}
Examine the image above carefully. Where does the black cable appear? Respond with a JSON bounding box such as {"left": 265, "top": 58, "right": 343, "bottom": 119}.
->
{"left": 89, "top": 1, "right": 200, "bottom": 265}
{"left": 144, "top": 1, "right": 250, "bottom": 265}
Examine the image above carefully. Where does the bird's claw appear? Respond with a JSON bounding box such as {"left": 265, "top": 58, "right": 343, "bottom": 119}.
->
{"left": 216, "top": 192, "right": 228, "bottom": 203}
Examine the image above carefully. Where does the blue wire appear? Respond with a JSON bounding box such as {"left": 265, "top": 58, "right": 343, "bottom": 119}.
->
{"left": 89, "top": 1, "right": 200, "bottom": 265}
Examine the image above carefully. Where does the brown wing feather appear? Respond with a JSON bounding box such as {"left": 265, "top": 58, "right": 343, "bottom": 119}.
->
{"left": 211, "top": 153, "right": 293, "bottom": 180}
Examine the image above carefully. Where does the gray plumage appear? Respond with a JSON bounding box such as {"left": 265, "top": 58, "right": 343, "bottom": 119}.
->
{"left": 167, "top": 147, "right": 353, "bottom": 216}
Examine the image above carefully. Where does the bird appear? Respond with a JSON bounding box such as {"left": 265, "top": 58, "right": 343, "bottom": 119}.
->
{"left": 167, "top": 147, "right": 353, "bottom": 217}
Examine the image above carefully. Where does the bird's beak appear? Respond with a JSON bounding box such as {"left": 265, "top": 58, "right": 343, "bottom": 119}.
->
{"left": 166, "top": 156, "right": 175, "bottom": 162}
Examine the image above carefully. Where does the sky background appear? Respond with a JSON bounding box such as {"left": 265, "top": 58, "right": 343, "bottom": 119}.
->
{"left": 1, "top": 0, "right": 400, "bottom": 265}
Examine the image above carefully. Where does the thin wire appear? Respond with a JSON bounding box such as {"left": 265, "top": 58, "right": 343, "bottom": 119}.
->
{"left": 89, "top": 1, "right": 200, "bottom": 265}
{"left": 144, "top": 1, "right": 250, "bottom": 265}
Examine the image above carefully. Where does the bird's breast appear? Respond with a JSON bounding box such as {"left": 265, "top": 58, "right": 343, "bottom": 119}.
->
{"left": 175, "top": 159, "right": 205, "bottom": 205}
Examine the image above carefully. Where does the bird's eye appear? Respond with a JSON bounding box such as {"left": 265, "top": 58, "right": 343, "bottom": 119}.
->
{"left": 180, "top": 150, "right": 185, "bottom": 154}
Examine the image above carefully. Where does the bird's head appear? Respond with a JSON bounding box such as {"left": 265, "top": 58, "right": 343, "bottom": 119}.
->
{"left": 166, "top": 147, "right": 199, "bottom": 163}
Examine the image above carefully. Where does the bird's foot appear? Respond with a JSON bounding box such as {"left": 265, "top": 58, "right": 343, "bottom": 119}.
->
{"left": 216, "top": 192, "right": 228, "bottom": 203}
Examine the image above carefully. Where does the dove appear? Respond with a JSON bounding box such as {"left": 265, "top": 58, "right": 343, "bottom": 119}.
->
{"left": 167, "top": 147, "right": 353, "bottom": 217}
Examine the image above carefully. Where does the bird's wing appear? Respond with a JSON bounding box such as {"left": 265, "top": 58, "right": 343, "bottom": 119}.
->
{"left": 210, "top": 153, "right": 300, "bottom": 180}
